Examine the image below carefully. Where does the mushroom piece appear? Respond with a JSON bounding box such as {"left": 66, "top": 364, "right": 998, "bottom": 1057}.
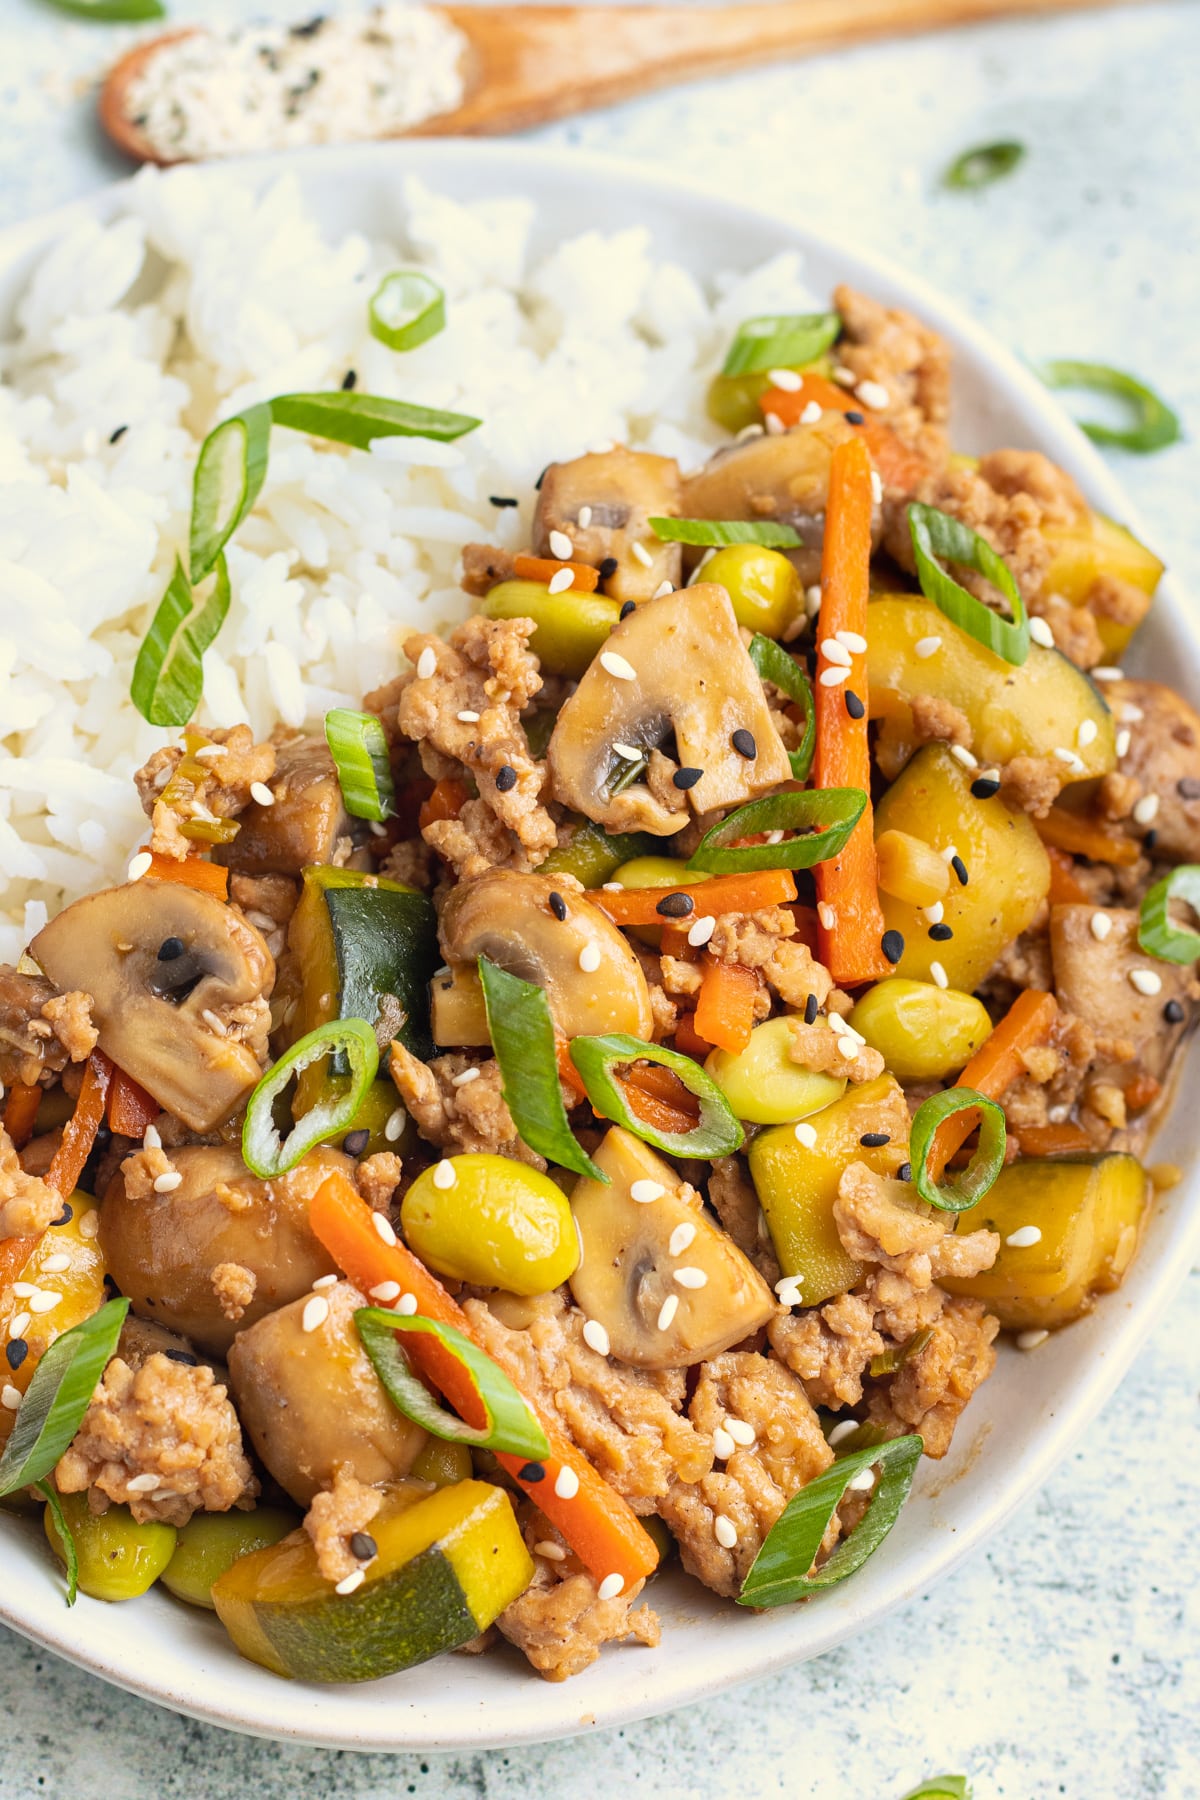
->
{"left": 100, "top": 1143, "right": 345, "bottom": 1357}
{"left": 217, "top": 736, "right": 369, "bottom": 879}
{"left": 32, "top": 879, "right": 274, "bottom": 1133}
{"left": 570, "top": 1128, "right": 776, "bottom": 1369}
{"left": 533, "top": 446, "right": 682, "bottom": 603}
{"left": 439, "top": 870, "right": 654, "bottom": 1042}
{"left": 546, "top": 583, "right": 792, "bottom": 836}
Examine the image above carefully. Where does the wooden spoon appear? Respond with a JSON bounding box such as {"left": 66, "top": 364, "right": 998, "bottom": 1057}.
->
{"left": 101, "top": 0, "right": 1140, "bottom": 164}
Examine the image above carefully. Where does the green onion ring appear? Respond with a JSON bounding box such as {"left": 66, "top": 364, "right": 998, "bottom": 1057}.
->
{"left": 478, "top": 959, "right": 606, "bottom": 1182}
{"left": 356, "top": 1308, "right": 549, "bottom": 1461}
{"left": 568, "top": 1034, "right": 744, "bottom": 1160}
{"left": 324, "top": 708, "right": 395, "bottom": 822}
{"left": 648, "top": 517, "right": 802, "bottom": 549}
{"left": 368, "top": 271, "right": 446, "bottom": 353}
{"left": 242, "top": 1019, "right": 379, "bottom": 1179}
{"left": 722, "top": 312, "right": 841, "bottom": 379}
{"left": 899, "top": 1779, "right": 973, "bottom": 1800}
{"left": 943, "top": 140, "right": 1025, "bottom": 190}
{"left": 1138, "top": 864, "right": 1200, "bottom": 964}
{"left": 189, "top": 403, "right": 271, "bottom": 582}
{"left": 129, "top": 555, "right": 230, "bottom": 728}
{"left": 908, "top": 502, "right": 1030, "bottom": 666}
{"left": 687, "top": 786, "right": 866, "bottom": 875}
{"left": 748, "top": 633, "right": 816, "bottom": 781}
{"left": 909, "top": 1086, "right": 1007, "bottom": 1214}
{"left": 1040, "top": 360, "right": 1181, "bottom": 455}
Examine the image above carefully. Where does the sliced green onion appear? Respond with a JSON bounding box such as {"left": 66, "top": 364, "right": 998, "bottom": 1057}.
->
{"left": 943, "top": 140, "right": 1025, "bottom": 190}
{"left": 356, "top": 1308, "right": 549, "bottom": 1461}
{"left": 37, "top": 1481, "right": 80, "bottom": 1606}
{"left": 569, "top": 1034, "right": 744, "bottom": 1160}
{"left": 738, "top": 1434, "right": 923, "bottom": 1606}
{"left": 910, "top": 1087, "right": 1006, "bottom": 1214}
{"left": 899, "top": 1779, "right": 972, "bottom": 1800}
{"left": 868, "top": 1325, "right": 933, "bottom": 1379}
{"left": 43, "top": 0, "right": 164, "bottom": 17}
{"left": 368, "top": 271, "right": 446, "bottom": 353}
{"left": 130, "top": 555, "right": 230, "bottom": 728}
{"left": 269, "top": 391, "right": 479, "bottom": 450}
{"left": 908, "top": 502, "right": 1029, "bottom": 666}
{"left": 748, "top": 633, "right": 815, "bottom": 781}
{"left": 477, "top": 958, "right": 606, "bottom": 1183}
{"left": 242, "top": 1019, "right": 379, "bottom": 1179}
{"left": 722, "top": 312, "right": 841, "bottom": 379}
{"left": 687, "top": 787, "right": 866, "bottom": 875}
{"left": 1138, "top": 865, "right": 1200, "bottom": 963}
{"left": 189, "top": 404, "right": 271, "bottom": 583}
{"left": 324, "top": 708, "right": 395, "bottom": 823}
{"left": 1040, "top": 359, "right": 1181, "bottom": 454}
{"left": 0, "top": 1299, "right": 129, "bottom": 1499}
{"left": 648, "top": 517, "right": 802, "bottom": 550}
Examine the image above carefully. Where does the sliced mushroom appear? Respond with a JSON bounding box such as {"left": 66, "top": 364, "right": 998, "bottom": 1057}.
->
{"left": 546, "top": 583, "right": 792, "bottom": 835}
{"left": 533, "top": 446, "right": 682, "bottom": 602}
{"left": 217, "top": 736, "right": 369, "bottom": 879}
{"left": 439, "top": 870, "right": 653, "bottom": 1041}
{"left": 569, "top": 1126, "right": 776, "bottom": 1369}
{"left": 33, "top": 879, "right": 274, "bottom": 1133}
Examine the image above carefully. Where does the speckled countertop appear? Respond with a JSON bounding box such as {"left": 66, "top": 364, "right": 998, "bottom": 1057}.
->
{"left": 1, "top": 3, "right": 1198, "bottom": 1795}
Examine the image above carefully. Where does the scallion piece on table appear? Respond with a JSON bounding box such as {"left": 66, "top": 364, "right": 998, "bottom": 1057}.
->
{"left": 42, "top": 0, "right": 164, "bottom": 17}
{"left": 368, "top": 271, "right": 446, "bottom": 353}
{"left": 687, "top": 786, "right": 866, "bottom": 875}
{"left": 647, "top": 517, "right": 802, "bottom": 550}
{"left": 189, "top": 404, "right": 271, "bottom": 583}
{"left": 568, "top": 1034, "right": 744, "bottom": 1160}
{"left": 737, "top": 1433, "right": 923, "bottom": 1606}
{"left": 908, "top": 502, "right": 1030, "bottom": 666}
{"left": 269, "top": 391, "right": 480, "bottom": 450}
{"left": 721, "top": 312, "right": 841, "bottom": 378}
{"left": 943, "top": 140, "right": 1025, "bottom": 190}
{"left": 748, "top": 633, "right": 815, "bottom": 781}
{"left": 909, "top": 1086, "right": 1006, "bottom": 1214}
{"left": 1137, "top": 865, "right": 1200, "bottom": 963}
{"left": 242, "top": 1019, "right": 380, "bottom": 1179}
{"left": 356, "top": 1308, "right": 549, "bottom": 1461}
{"left": 899, "top": 1778, "right": 973, "bottom": 1800}
{"left": 1040, "top": 359, "right": 1181, "bottom": 454}
{"left": 477, "top": 958, "right": 606, "bottom": 1182}
{"left": 324, "top": 708, "right": 395, "bottom": 822}
{"left": 129, "top": 554, "right": 230, "bottom": 727}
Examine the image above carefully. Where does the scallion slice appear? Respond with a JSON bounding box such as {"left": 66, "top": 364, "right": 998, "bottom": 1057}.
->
{"left": 37, "top": 1481, "right": 80, "bottom": 1606}
{"left": 1040, "top": 359, "right": 1181, "bottom": 454}
{"left": 909, "top": 1087, "right": 1006, "bottom": 1214}
{"left": 477, "top": 958, "right": 606, "bottom": 1182}
{"left": 368, "top": 271, "right": 446, "bottom": 353}
{"left": 943, "top": 140, "right": 1025, "bottom": 190}
{"left": 242, "top": 1019, "right": 379, "bottom": 1179}
{"left": 0, "top": 1299, "right": 129, "bottom": 1500}
{"left": 129, "top": 555, "right": 230, "bottom": 727}
{"left": 356, "top": 1308, "right": 549, "bottom": 1461}
{"left": 569, "top": 1034, "right": 743, "bottom": 1160}
{"left": 269, "top": 391, "right": 479, "bottom": 450}
{"left": 648, "top": 517, "right": 802, "bottom": 550}
{"left": 748, "top": 633, "right": 815, "bottom": 781}
{"left": 324, "top": 708, "right": 394, "bottom": 822}
{"left": 687, "top": 787, "right": 866, "bottom": 875}
{"left": 189, "top": 404, "right": 271, "bottom": 582}
{"left": 908, "top": 502, "right": 1029, "bottom": 666}
{"left": 900, "top": 1779, "right": 973, "bottom": 1800}
{"left": 44, "top": 0, "right": 163, "bottom": 17}
{"left": 737, "top": 1433, "right": 923, "bottom": 1606}
{"left": 1137, "top": 865, "right": 1200, "bottom": 964}
{"left": 722, "top": 312, "right": 841, "bottom": 379}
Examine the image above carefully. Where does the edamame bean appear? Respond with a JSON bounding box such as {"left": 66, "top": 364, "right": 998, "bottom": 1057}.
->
{"left": 161, "top": 1507, "right": 298, "bottom": 1609}
{"left": 705, "top": 1016, "right": 847, "bottom": 1125}
{"left": 849, "top": 978, "right": 992, "bottom": 1082}
{"left": 43, "top": 1490, "right": 177, "bottom": 1602}
{"left": 401, "top": 1154, "right": 580, "bottom": 1295}
{"left": 481, "top": 580, "right": 622, "bottom": 679}
{"left": 702, "top": 545, "right": 804, "bottom": 638}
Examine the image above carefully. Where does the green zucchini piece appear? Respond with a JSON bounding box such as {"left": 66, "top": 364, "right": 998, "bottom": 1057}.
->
{"left": 290, "top": 865, "right": 438, "bottom": 1066}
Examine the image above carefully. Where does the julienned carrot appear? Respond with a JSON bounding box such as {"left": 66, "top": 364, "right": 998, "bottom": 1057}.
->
{"left": 812, "top": 436, "right": 891, "bottom": 986}
{"left": 419, "top": 777, "right": 468, "bottom": 834}
{"left": 928, "top": 989, "right": 1058, "bottom": 1180}
{"left": 512, "top": 554, "right": 599, "bottom": 594}
{"left": 309, "top": 1172, "right": 659, "bottom": 1591}
{"left": 758, "top": 377, "right": 931, "bottom": 491}
{"left": 673, "top": 1013, "right": 712, "bottom": 1059}
{"left": 146, "top": 851, "right": 229, "bottom": 898}
{"left": 1035, "top": 809, "right": 1139, "bottom": 867}
{"left": 1045, "top": 844, "right": 1090, "bottom": 905}
{"left": 589, "top": 868, "right": 797, "bottom": 928}
{"left": 1016, "top": 1122, "right": 1094, "bottom": 1158}
{"left": 694, "top": 959, "right": 759, "bottom": 1055}
{"left": 45, "top": 1051, "right": 111, "bottom": 1199}
{"left": 107, "top": 1065, "right": 159, "bottom": 1138}
{"left": 0, "top": 1237, "right": 35, "bottom": 1287}
{"left": 3, "top": 1081, "right": 42, "bottom": 1150}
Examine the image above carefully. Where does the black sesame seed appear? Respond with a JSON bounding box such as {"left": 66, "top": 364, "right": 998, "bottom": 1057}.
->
{"left": 731, "top": 728, "right": 757, "bottom": 761}
{"left": 897, "top": 1162, "right": 913, "bottom": 1183}
{"left": 971, "top": 777, "right": 1001, "bottom": 800}
{"left": 1177, "top": 778, "right": 1200, "bottom": 800}
{"left": 843, "top": 410, "right": 865, "bottom": 426}
{"left": 53, "top": 1203, "right": 73, "bottom": 1228}
{"left": 844, "top": 689, "right": 865, "bottom": 720}
{"left": 341, "top": 368, "right": 357, "bottom": 391}
{"left": 673, "top": 766, "right": 704, "bottom": 791}
{"left": 804, "top": 993, "right": 819, "bottom": 1025}
{"left": 618, "top": 598, "right": 636, "bottom": 619}
{"left": 950, "top": 855, "right": 969, "bottom": 886}
{"left": 290, "top": 14, "right": 326, "bottom": 36}
{"left": 518, "top": 1461, "right": 546, "bottom": 1483}
{"left": 928, "top": 922, "right": 954, "bottom": 942}
{"left": 860, "top": 1132, "right": 890, "bottom": 1147}
{"left": 880, "top": 929, "right": 905, "bottom": 963}
{"left": 534, "top": 467, "right": 548, "bottom": 491}
{"left": 349, "top": 1531, "right": 378, "bottom": 1561}
{"left": 157, "top": 936, "right": 185, "bottom": 962}
{"left": 489, "top": 494, "right": 519, "bottom": 509}
{"left": 1164, "top": 999, "right": 1185, "bottom": 1024}
{"left": 495, "top": 765, "right": 518, "bottom": 793}
{"left": 601, "top": 557, "right": 620, "bottom": 581}
{"left": 343, "top": 1129, "right": 370, "bottom": 1157}
{"left": 656, "top": 892, "right": 695, "bottom": 919}
{"left": 5, "top": 1338, "right": 28, "bottom": 1371}
{"left": 1144, "top": 828, "right": 1159, "bottom": 851}
{"left": 549, "top": 891, "right": 568, "bottom": 921}
{"left": 164, "top": 1348, "right": 198, "bottom": 1366}
{"left": 108, "top": 423, "right": 128, "bottom": 445}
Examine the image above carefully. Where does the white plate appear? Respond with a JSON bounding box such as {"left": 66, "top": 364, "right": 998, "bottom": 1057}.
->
{"left": 1, "top": 140, "right": 1197, "bottom": 1752}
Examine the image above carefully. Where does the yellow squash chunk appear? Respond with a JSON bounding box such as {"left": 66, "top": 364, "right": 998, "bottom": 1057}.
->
{"left": 941, "top": 1153, "right": 1150, "bottom": 1330}
{"left": 0, "top": 1191, "right": 105, "bottom": 1446}
{"left": 401, "top": 1153, "right": 580, "bottom": 1296}
{"left": 874, "top": 744, "right": 1051, "bottom": 991}
{"left": 1041, "top": 510, "right": 1164, "bottom": 656}
{"left": 848, "top": 979, "right": 992, "bottom": 1083}
{"left": 705, "top": 1016, "right": 846, "bottom": 1125}
{"left": 212, "top": 1480, "right": 533, "bottom": 1683}
{"left": 748, "top": 1075, "right": 910, "bottom": 1306}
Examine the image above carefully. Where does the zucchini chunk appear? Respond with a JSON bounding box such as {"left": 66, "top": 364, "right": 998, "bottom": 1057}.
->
{"left": 1041, "top": 510, "right": 1164, "bottom": 657}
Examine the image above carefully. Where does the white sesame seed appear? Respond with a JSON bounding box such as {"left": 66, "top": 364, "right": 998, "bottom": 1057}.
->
{"left": 924, "top": 901, "right": 945, "bottom": 925}
{"left": 577, "top": 506, "right": 593, "bottom": 530}
{"left": 1017, "top": 1328, "right": 1050, "bottom": 1351}
{"left": 416, "top": 646, "right": 437, "bottom": 680}
{"left": 548, "top": 568, "right": 575, "bottom": 594}
{"left": 548, "top": 529, "right": 574, "bottom": 561}
{"left": 370, "top": 1281, "right": 401, "bottom": 1303}
{"left": 793, "top": 1121, "right": 817, "bottom": 1149}
{"left": 827, "top": 1419, "right": 860, "bottom": 1448}
{"left": 805, "top": 583, "right": 823, "bottom": 614}
{"left": 1, "top": 1385, "right": 21, "bottom": 1411}
{"left": 601, "top": 881, "right": 623, "bottom": 893}
{"left": 652, "top": 580, "right": 674, "bottom": 599}
{"left": 372, "top": 1211, "right": 398, "bottom": 1246}
{"left": 534, "top": 1540, "right": 567, "bottom": 1561}
{"left": 630, "top": 541, "right": 654, "bottom": 568}
{"left": 9, "top": 1286, "right": 31, "bottom": 1304}
{"left": 764, "top": 830, "right": 785, "bottom": 845}
{"left": 1116, "top": 729, "right": 1132, "bottom": 758}
{"left": 457, "top": 709, "right": 480, "bottom": 723}
{"left": 612, "top": 741, "right": 642, "bottom": 761}
{"left": 857, "top": 379, "right": 890, "bottom": 411}
{"left": 1129, "top": 968, "right": 1163, "bottom": 997}
{"left": 192, "top": 743, "right": 225, "bottom": 760}
{"left": 820, "top": 637, "right": 852, "bottom": 667}
{"left": 736, "top": 422, "right": 766, "bottom": 442}
{"left": 1053, "top": 747, "right": 1086, "bottom": 772}
{"left": 153, "top": 1171, "right": 182, "bottom": 1194}
{"left": 1048, "top": 1103, "right": 1070, "bottom": 1124}
{"left": 1077, "top": 719, "right": 1098, "bottom": 749}
{"left": 554, "top": 1465, "right": 580, "bottom": 1500}
{"left": 775, "top": 1278, "right": 803, "bottom": 1307}
{"left": 836, "top": 630, "right": 868, "bottom": 655}
{"left": 451, "top": 1066, "right": 481, "bottom": 1088}
{"left": 714, "top": 1514, "right": 738, "bottom": 1549}
{"left": 8, "top": 1314, "right": 30, "bottom": 1340}
{"left": 127, "top": 850, "right": 153, "bottom": 882}
{"left": 42, "top": 1253, "right": 70, "bottom": 1274}
{"left": 142, "top": 1123, "right": 161, "bottom": 1150}
{"left": 940, "top": 843, "right": 959, "bottom": 864}
{"left": 725, "top": 1418, "right": 756, "bottom": 1447}
{"left": 582, "top": 1319, "right": 610, "bottom": 1357}
{"left": 817, "top": 902, "right": 837, "bottom": 930}
{"left": 668, "top": 1222, "right": 696, "bottom": 1258}
{"left": 312, "top": 1273, "right": 338, "bottom": 1290}
{"left": 657, "top": 1294, "right": 679, "bottom": 1332}
{"left": 833, "top": 365, "right": 856, "bottom": 386}
{"left": 930, "top": 961, "right": 949, "bottom": 990}
{"left": 200, "top": 1008, "right": 227, "bottom": 1036}
{"left": 631, "top": 1179, "right": 665, "bottom": 1204}
{"left": 302, "top": 1295, "right": 329, "bottom": 1333}
{"left": 1090, "top": 912, "right": 1113, "bottom": 942}
{"left": 950, "top": 744, "right": 979, "bottom": 771}
{"left": 335, "top": 1569, "right": 365, "bottom": 1596}
{"left": 383, "top": 1110, "right": 406, "bottom": 1145}
{"left": 1132, "top": 793, "right": 1160, "bottom": 826}
{"left": 764, "top": 411, "right": 785, "bottom": 435}
{"left": 713, "top": 1427, "right": 736, "bottom": 1460}
{"left": 914, "top": 636, "right": 942, "bottom": 659}
{"left": 800, "top": 400, "right": 823, "bottom": 426}
{"left": 870, "top": 470, "right": 883, "bottom": 505}
{"left": 189, "top": 801, "right": 217, "bottom": 823}
{"left": 819, "top": 666, "right": 850, "bottom": 687}
{"left": 1029, "top": 616, "right": 1055, "bottom": 649}
{"left": 249, "top": 780, "right": 275, "bottom": 808}
{"left": 768, "top": 367, "right": 804, "bottom": 391}
{"left": 126, "top": 1472, "right": 161, "bottom": 1493}
{"left": 674, "top": 1266, "right": 707, "bottom": 1289}
{"left": 687, "top": 915, "right": 716, "bottom": 948}
{"left": 396, "top": 1293, "right": 418, "bottom": 1316}
{"left": 847, "top": 1467, "right": 877, "bottom": 1492}
{"left": 432, "top": 1160, "right": 457, "bottom": 1190}
{"left": 1121, "top": 703, "right": 1144, "bottom": 723}
{"left": 597, "top": 1573, "right": 624, "bottom": 1601}
{"left": 577, "top": 941, "right": 602, "bottom": 975}
{"left": 28, "top": 1290, "right": 61, "bottom": 1315}
{"left": 1006, "top": 1225, "right": 1043, "bottom": 1248}
{"left": 1091, "top": 666, "right": 1124, "bottom": 682}
{"left": 79, "top": 1211, "right": 100, "bottom": 1240}
{"left": 600, "top": 651, "right": 637, "bottom": 682}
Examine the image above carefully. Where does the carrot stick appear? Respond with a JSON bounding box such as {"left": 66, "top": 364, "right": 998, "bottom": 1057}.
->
{"left": 0, "top": 1238, "right": 34, "bottom": 1287}
{"left": 589, "top": 868, "right": 796, "bottom": 928}
{"left": 45, "top": 1051, "right": 111, "bottom": 1198}
{"left": 1045, "top": 845, "right": 1090, "bottom": 905}
{"left": 694, "top": 960, "right": 759, "bottom": 1055}
{"left": 3, "top": 1081, "right": 42, "bottom": 1151}
{"left": 146, "top": 851, "right": 229, "bottom": 898}
{"left": 419, "top": 777, "right": 468, "bottom": 834}
{"left": 107, "top": 1066, "right": 159, "bottom": 1138}
{"left": 512, "top": 554, "right": 600, "bottom": 594}
{"left": 1035, "top": 809, "right": 1139, "bottom": 867}
{"left": 309, "top": 1172, "right": 659, "bottom": 1591}
{"left": 760, "top": 373, "right": 853, "bottom": 421}
{"left": 812, "top": 436, "right": 891, "bottom": 986}
{"left": 928, "top": 990, "right": 1058, "bottom": 1180}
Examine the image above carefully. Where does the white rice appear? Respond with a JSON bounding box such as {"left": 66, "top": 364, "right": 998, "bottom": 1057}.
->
{"left": 0, "top": 165, "right": 819, "bottom": 962}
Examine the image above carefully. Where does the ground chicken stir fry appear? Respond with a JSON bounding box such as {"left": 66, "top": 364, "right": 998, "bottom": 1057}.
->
{"left": 1, "top": 287, "right": 1189, "bottom": 1689}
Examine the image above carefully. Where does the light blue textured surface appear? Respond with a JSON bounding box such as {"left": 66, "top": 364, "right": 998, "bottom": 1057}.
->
{"left": 1, "top": 3, "right": 1197, "bottom": 1795}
